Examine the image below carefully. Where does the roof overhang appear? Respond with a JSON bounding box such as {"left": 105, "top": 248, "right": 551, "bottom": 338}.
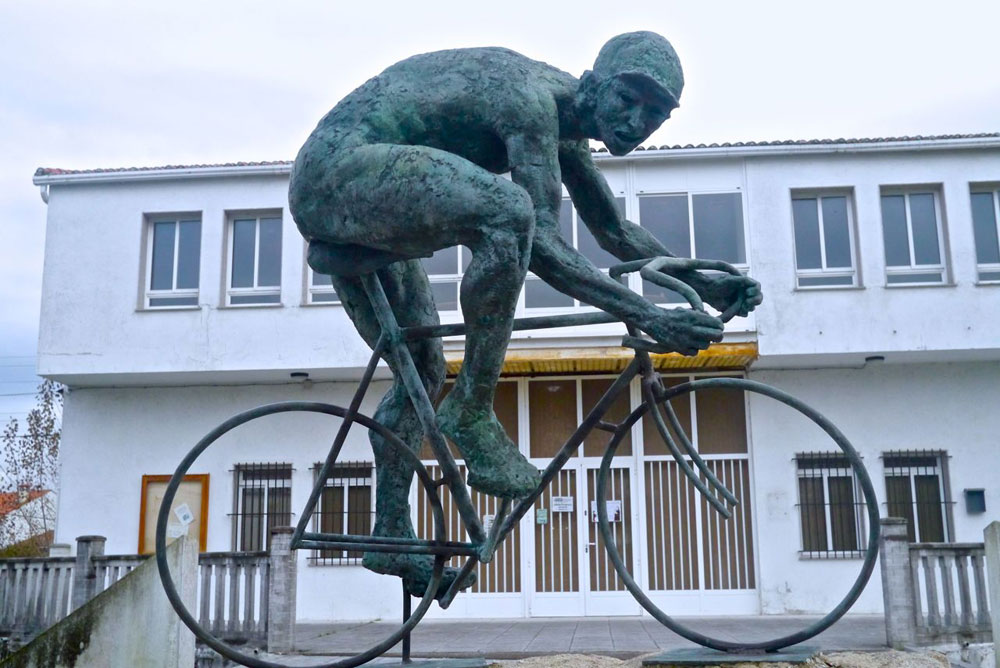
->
{"left": 445, "top": 341, "right": 758, "bottom": 376}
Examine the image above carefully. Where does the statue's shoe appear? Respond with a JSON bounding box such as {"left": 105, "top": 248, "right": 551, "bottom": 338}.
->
{"left": 363, "top": 551, "right": 476, "bottom": 600}
{"left": 437, "top": 396, "right": 542, "bottom": 499}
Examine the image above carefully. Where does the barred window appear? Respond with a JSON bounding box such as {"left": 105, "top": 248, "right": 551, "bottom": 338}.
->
{"left": 883, "top": 450, "right": 952, "bottom": 543}
{"left": 795, "top": 453, "right": 866, "bottom": 558}
{"left": 231, "top": 463, "right": 292, "bottom": 552}
{"left": 310, "top": 462, "right": 374, "bottom": 565}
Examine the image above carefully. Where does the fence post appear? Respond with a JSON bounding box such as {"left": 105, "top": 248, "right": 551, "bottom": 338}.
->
{"left": 880, "top": 518, "right": 917, "bottom": 648}
{"left": 267, "top": 527, "right": 296, "bottom": 653}
{"left": 984, "top": 521, "right": 1000, "bottom": 668}
{"left": 71, "top": 535, "right": 106, "bottom": 611}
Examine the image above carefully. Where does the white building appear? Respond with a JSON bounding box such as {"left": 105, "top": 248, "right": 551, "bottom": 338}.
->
{"left": 33, "top": 133, "right": 1000, "bottom": 622}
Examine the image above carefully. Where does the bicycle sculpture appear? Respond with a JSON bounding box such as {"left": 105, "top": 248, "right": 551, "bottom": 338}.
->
{"left": 157, "top": 32, "right": 880, "bottom": 668}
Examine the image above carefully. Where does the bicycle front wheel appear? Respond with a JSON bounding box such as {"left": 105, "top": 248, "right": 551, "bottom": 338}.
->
{"left": 595, "top": 377, "right": 880, "bottom": 653}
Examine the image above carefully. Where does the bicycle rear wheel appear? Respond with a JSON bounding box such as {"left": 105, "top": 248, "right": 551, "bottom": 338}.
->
{"left": 595, "top": 377, "right": 880, "bottom": 652}
{"left": 155, "top": 401, "right": 448, "bottom": 668}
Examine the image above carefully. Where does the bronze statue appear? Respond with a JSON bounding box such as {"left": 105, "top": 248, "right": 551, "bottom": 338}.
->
{"left": 289, "top": 31, "right": 762, "bottom": 598}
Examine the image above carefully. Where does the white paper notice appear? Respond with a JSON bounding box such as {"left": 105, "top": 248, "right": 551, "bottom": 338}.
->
{"left": 590, "top": 500, "right": 622, "bottom": 523}
{"left": 551, "top": 496, "right": 574, "bottom": 512}
{"left": 174, "top": 503, "right": 194, "bottom": 526}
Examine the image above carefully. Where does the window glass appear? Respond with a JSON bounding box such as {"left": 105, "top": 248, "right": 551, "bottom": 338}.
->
{"left": 695, "top": 382, "right": 747, "bottom": 454}
{"left": 232, "top": 219, "right": 257, "bottom": 288}
{"left": 525, "top": 278, "right": 573, "bottom": 308}
{"left": 529, "top": 380, "right": 577, "bottom": 458}
{"left": 971, "top": 192, "right": 1000, "bottom": 265}
{"left": 908, "top": 193, "right": 940, "bottom": 265}
{"left": 151, "top": 221, "right": 176, "bottom": 290}
{"left": 692, "top": 193, "right": 745, "bottom": 264}
{"left": 257, "top": 217, "right": 283, "bottom": 287}
{"left": 176, "top": 220, "right": 201, "bottom": 289}
{"left": 880, "top": 195, "right": 911, "bottom": 267}
{"left": 581, "top": 378, "right": 631, "bottom": 457}
{"left": 558, "top": 199, "right": 574, "bottom": 241}
{"left": 639, "top": 194, "right": 690, "bottom": 257}
{"left": 827, "top": 476, "right": 859, "bottom": 551}
{"left": 421, "top": 246, "right": 459, "bottom": 276}
{"left": 430, "top": 281, "right": 459, "bottom": 311}
{"left": 821, "top": 196, "right": 852, "bottom": 268}
{"left": 792, "top": 199, "right": 822, "bottom": 270}
{"left": 798, "top": 477, "right": 828, "bottom": 552}
{"left": 642, "top": 377, "right": 692, "bottom": 456}
{"left": 576, "top": 197, "right": 625, "bottom": 269}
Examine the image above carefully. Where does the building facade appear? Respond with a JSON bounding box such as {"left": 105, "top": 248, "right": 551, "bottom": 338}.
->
{"left": 33, "top": 134, "right": 1000, "bottom": 622}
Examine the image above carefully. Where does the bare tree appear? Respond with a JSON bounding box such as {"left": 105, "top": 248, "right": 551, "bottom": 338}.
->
{"left": 0, "top": 379, "right": 61, "bottom": 557}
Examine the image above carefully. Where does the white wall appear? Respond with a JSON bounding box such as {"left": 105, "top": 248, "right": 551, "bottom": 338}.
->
{"left": 745, "top": 148, "right": 1000, "bottom": 365}
{"left": 748, "top": 361, "right": 1000, "bottom": 614}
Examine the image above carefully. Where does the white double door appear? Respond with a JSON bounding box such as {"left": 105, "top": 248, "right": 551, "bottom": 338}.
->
{"left": 527, "top": 458, "right": 641, "bottom": 617}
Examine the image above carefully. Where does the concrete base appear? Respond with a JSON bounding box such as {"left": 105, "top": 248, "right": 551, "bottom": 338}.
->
{"left": 644, "top": 646, "right": 818, "bottom": 666}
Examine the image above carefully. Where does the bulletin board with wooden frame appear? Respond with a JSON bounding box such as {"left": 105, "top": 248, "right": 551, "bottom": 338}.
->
{"left": 138, "top": 473, "right": 209, "bottom": 554}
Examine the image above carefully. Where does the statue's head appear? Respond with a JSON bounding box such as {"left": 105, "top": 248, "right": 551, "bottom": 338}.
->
{"left": 581, "top": 31, "right": 683, "bottom": 156}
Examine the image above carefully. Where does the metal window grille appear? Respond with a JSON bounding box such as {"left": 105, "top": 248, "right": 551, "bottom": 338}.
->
{"left": 309, "top": 461, "right": 374, "bottom": 566}
{"left": 795, "top": 452, "right": 867, "bottom": 558}
{"left": 882, "top": 450, "right": 953, "bottom": 543}
{"left": 231, "top": 463, "right": 293, "bottom": 552}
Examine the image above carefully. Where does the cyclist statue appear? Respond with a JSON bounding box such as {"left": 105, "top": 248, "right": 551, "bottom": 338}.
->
{"left": 289, "top": 31, "right": 762, "bottom": 598}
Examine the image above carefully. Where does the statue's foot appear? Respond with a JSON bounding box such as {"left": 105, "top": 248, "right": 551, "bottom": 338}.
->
{"left": 437, "top": 395, "right": 541, "bottom": 499}
{"left": 363, "top": 550, "right": 475, "bottom": 600}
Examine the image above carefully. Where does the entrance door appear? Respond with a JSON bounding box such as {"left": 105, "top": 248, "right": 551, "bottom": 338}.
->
{"left": 582, "top": 462, "right": 641, "bottom": 615}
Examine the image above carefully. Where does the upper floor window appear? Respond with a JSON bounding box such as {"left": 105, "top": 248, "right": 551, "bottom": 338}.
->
{"left": 523, "top": 197, "right": 626, "bottom": 309}
{"left": 144, "top": 215, "right": 201, "bottom": 308}
{"left": 790, "top": 192, "right": 858, "bottom": 288}
{"left": 307, "top": 269, "right": 341, "bottom": 305}
{"left": 228, "top": 212, "right": 282, "bottom": 306}
{"left": 883, "top": 450, "right": 952, "bottom": 543}
{"left": 637, "top": 192, "right": 746, "bottom": 303}
{"left": 969, "top": 186, "right": 1000, "bottom": 283}
{"left": 420, "top": 246, "right": 470, "bottom": 312}
{"left": 880, "top": 188, "right": 948, "bottom": 285}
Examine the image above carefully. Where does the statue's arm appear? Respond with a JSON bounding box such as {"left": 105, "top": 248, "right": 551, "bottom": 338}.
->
{"left": 505, "top": 131, "right": 722, "bottom": 351}
{"left": 559, "top": 141, "right": 762, "bottom": 316}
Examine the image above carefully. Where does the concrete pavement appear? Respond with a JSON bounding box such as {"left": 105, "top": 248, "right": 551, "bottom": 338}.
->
{"left": 291, "top": 615, "right": 888, "bottom": 660}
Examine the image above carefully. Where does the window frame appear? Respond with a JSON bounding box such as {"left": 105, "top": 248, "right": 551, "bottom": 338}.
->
{"left": 635, "top": 189, "right": 750, "bottom": 306}
{"left": 789, "top": 189, "right": 861, "bottom": 290}
{"left": 225, "top": 210, "right": 284, "bottom": 307}
{"left": 969, "top": 185, "right": 1000, "bottom": 284}
{"left": 309, "top": 461, "right": 375, "bottom": 566}
{"left": 230, "top": 463, "right": 293, "bottom": 552}
{"left": 141, "top": 213, "right": 202, "bottom": 310}
{"left": 794, "top": 452, "right": 867, "bottom": 559}
{"left": 879, "top": 186, "right": 950, "bottom": 287}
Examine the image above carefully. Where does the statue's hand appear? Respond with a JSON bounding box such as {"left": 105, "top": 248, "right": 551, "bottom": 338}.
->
{"left": 637, "top": 308, "right": 724, "bottom": 357}
{"left": 695, "top": 272, "right": 763, "bottom": 319}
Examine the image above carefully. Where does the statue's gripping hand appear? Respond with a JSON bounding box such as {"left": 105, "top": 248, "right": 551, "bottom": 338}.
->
{"left": 695, "top": 273, "right": 763, "bottom": 319}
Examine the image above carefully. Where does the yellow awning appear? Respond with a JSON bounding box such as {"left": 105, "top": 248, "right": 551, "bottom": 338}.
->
{"left": 445, "top": 342, "right": 758, "bottom": 376}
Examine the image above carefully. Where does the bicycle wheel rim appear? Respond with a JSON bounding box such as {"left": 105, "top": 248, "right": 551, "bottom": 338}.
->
{"left": 155, "top": 401, "right": 448, "bottom": 668}
{"left": 596, "top": 377, "right": 880, "bottom": 652}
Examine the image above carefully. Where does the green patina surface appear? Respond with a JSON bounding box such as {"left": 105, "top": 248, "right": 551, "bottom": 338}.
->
{"left": 288, "top": 31, "right": 761, "bottom": 598}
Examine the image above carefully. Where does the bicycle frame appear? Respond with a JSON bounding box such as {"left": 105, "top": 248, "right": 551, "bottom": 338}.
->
{"left": 288, "top": 258, "right": 741, "bottom": 607}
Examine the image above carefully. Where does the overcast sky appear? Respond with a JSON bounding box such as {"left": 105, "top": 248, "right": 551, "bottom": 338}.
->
{"left": 1, "top": 0, "right": 998, "bottom": 426}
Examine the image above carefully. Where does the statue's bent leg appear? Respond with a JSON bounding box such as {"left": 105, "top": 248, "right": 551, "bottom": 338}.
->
{"left": 298, "top": 144, "right": 541, "bottom": 499}
{"left": 329, "top": 263, "right": 475, "bottom": 598}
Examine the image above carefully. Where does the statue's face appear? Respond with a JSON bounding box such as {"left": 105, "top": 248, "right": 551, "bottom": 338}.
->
{"left": 594, "top": 76, "right": 676, "bottom": 156}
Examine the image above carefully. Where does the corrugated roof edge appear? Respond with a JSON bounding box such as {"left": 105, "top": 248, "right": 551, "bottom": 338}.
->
{"left": 33, "top": 132, "right": 1000, "bottom": 180}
